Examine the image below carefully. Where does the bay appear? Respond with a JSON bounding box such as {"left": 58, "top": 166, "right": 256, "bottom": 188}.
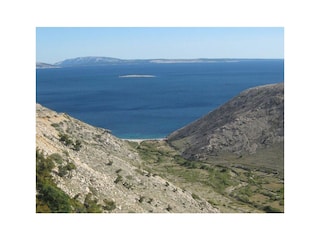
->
{"left": 36, "top": 60, "right": 284, "bottom": 139}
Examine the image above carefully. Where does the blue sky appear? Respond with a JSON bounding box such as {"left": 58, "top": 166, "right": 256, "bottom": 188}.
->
{"left": 36, "top": 27, "right": 284, "bottom": 63}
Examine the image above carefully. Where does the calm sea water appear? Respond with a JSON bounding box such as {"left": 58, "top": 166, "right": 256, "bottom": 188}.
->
{"left": 36, "top": 60, "right": 284, "bottom": 139}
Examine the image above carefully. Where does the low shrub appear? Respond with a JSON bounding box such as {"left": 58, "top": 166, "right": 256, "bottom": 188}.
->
{"left": 51, "top": 123, "right": 60, "bottom": 128}
{"left": 73, "top": 139, "right": 82, "bottom": 151}
{"left": 84, "top": 193, "right": 103, "bottom": 213}
{"left": 114, "top": 175, "right": 123, "bottom": 184}
{"left": 58, "top": 161, "right": 76, "bottom": 177}
{"left": 58, "top": 133, "right": 73, "bottom": 146}
{"left": 49, "top": 153, "right": 63, "bottom": 164}
{"left": 192, "top": 193, "right": 200, "bottom": 200}
{"left": 103, "top": 199, "right": 116, "bottom": 211}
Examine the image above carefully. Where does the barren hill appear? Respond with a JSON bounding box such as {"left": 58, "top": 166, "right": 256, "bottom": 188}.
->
{"left": 167, "top": 83, "right": 284, "bottom": 172}
{"left": 36, "top": 104, "right": 219, "bottom": 213}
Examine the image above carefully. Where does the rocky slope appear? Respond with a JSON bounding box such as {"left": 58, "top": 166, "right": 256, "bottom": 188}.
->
{"left": 36, "top": 104, "right": 219, "bottom": 213}
{"left": 167, "top": 83, "right": 284, "bottom": 161}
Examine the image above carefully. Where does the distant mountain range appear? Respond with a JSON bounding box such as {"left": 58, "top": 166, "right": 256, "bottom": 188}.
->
{"left": 36, "top": 56, "right": 278, "bottom": 68}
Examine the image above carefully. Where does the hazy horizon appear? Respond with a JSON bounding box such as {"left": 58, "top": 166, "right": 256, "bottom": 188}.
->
{"left": 36, "top": 27, "right": 284, "bottom": 64}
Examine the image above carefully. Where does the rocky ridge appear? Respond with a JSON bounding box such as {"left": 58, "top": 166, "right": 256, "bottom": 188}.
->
{"left": 168, "top": 83, "right": 284, "bottom": 160}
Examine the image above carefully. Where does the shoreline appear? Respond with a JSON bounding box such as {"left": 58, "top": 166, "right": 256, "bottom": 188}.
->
{"left": 122, "top": 138, "right": 167, "bottom": 143}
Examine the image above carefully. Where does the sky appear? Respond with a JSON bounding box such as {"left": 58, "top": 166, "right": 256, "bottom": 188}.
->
{"left": 36, "top": 27, "right": 284, "bottom": 63}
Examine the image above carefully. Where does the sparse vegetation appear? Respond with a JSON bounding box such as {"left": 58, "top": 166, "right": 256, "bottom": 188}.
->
{"left": 84, "top": 193, "right": 103, "bottom": 213}
{"left": 58, "top": 161, "right": 76, "bottom": 177}
{"left": 36, "top": 149, "right": 107, "bottom": 213}
{"left": 36, "top": 149, "right": 84, "bottom": 213}
{"left": 134, "top": 140, "right": 284, "bottom": 213}
{"left": 58, "top": 133, "right": 82, "bottom": 151}
{"left": 58, "top": 133, "right": 73, "bottom": 146}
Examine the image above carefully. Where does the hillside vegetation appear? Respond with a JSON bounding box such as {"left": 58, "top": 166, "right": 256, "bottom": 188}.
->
{"left": 129, "top": 140, "right": 283, "bottom": 213}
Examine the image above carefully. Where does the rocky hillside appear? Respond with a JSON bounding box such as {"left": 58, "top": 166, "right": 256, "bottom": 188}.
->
{"left": 36, "top": 104, "right": 219, "bottom": 213}
{"left": 168, "top": 83, "right": 284, "bottom": 162}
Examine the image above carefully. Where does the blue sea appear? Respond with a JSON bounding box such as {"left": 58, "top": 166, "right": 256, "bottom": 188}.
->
{"left": 36, "top": 60, "right": 284, "bottom": 139}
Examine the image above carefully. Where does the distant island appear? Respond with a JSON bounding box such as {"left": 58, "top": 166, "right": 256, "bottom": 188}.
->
{"left": 36, "top": 56, "right": 281, "bottom": 69}
{"left": 36, "top": 62, "right": 60, "bottom": 69}
{"left": 119, "top": 75, "right": 156, "bottom": 78}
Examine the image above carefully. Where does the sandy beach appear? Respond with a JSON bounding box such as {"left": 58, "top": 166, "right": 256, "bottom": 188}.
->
{"left": 122, "top": 138, "right": 166, "bottom": 143}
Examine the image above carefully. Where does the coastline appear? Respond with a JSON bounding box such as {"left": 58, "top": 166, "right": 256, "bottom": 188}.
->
{"left": 122, "top": 138, "right": 166, "bottom": 143}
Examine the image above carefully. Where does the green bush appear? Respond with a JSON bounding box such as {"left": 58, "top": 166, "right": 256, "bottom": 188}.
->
{"left": 39, "top": 183, "right": 72, "bottom": 212}
{"left": 49, "top": 153, "right": 63, "bottom": 164}
{"left": 73, "top": 140, "right": 82, "bottom": 151}
{"left": 51, "top": 123, "right": 60, "bottom": 128}
{"left": 66, "top": 161, "right": 76, "bottom": 171}
{"left": 58, "top": 165, "right": 68, "bottom": 177}
{"left": 58, "top": 133, "right": 73, "bottom": 146}
{"left": 84, "top": 193, "right": 103, "bottom": 213}
{"left": 58, "top": 162, "right": 76, "bottom": 177}
{"left": 58, "top": 161, "right": 76, "bottom": 177}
